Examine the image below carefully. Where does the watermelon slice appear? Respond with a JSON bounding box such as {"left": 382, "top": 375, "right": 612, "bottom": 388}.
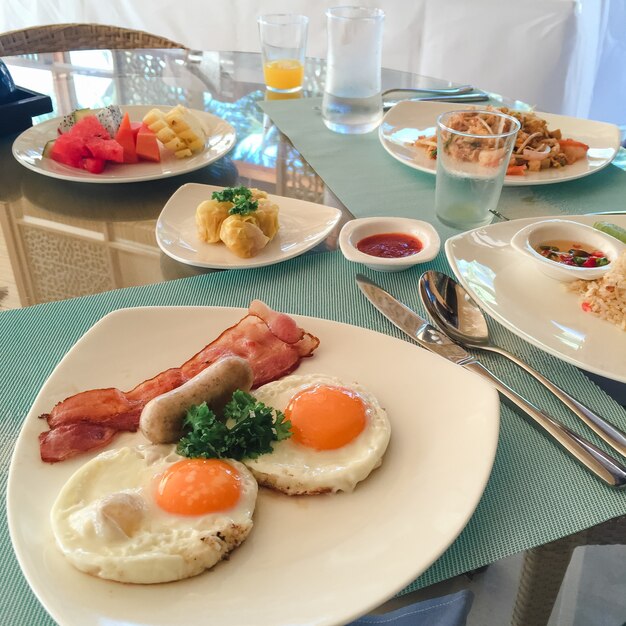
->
{"left": 71, "top": 116, "right": 111, "bottom": 140}
{"left": 50, "top": 134, "right": 90, "bottom": 168}
{"left": 48, "top": 114, "right": 125, "bottom": 173}
{"left": 86, "top": 138, "right": 124, "bottom": 163}
{"left": 42, "top": 139, "right": 56, "bottom": 158}
{"left": 114, "top": 113, "right": 138, "bottom": 163}
{"left": 135, "top": 124, "right": 161, "bottom": 162}
{"left": 81, "top": 157, "right": 106, "bottom": 174}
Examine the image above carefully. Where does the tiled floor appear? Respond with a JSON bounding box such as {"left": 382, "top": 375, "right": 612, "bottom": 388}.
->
{"left": 373, "top": 544, "right": 626, "bottom": 625}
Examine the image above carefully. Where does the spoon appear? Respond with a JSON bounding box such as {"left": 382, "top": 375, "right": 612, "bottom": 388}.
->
{"left": 419, "top": 270, "right": 626, "bottom": 457}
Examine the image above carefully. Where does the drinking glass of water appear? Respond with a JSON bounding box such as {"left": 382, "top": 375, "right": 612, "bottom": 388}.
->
{"left": 322, "top": 6, "right": 384, "bottom": 134}
{"left": 435, "top": 109, "right": 520, "bottom": 229}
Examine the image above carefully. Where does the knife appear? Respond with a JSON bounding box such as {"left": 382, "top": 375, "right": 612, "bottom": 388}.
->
{"left": 355, "top": 273, "right": 626, "bottom": 488}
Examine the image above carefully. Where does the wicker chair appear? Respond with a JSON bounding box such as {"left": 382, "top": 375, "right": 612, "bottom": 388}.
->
{"left": 0, "top": 23, "right": 186, "bottom": 55}
{"left": 511, "top": 514, "right": 626, "bottom": 625}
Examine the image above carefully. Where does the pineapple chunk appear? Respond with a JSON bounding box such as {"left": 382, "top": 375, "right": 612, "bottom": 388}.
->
{"left": 165, "top": 138, "right": 187, "bottom": 152}
{"left": 186, "top": 138, "right": 205, "bottom": 152}
{"left": 165, "top": 112, "right": 191, "bottom": 131}
{"left": 155, "top": 127, "right": 177, "bottom": 143}
{"left": 143, "top": 109, "right": 165, "bottom": 126}
{"left": 142, "top": 105, "right": 206, "bottom": 158}
{"left": 175, "top": 148, "right": 193, "bottom": 158}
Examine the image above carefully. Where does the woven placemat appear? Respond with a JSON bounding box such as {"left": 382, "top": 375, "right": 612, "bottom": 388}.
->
{"left": 259, "top": 97, "right": 626, "bottom": 236}
{"left": 2, "top": 250, "right": 626, "bottom": 624}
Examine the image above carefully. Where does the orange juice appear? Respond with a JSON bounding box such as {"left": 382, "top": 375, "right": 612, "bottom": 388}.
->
{"left": 263, "top": 59, "right": 304, "bottom": 92}
{"left": 265, "top": 89, "right": 302, "bottom": 101}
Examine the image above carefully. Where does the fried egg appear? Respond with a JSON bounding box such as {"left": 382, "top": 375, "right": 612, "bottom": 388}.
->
{"left": 245, "top": 374, "right": 391, "bottom": 495}
{"left": 51, "top": 445, "right": 257, "bottom": 584}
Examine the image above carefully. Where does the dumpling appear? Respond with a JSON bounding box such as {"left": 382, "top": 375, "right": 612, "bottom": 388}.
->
{"left": 254, "top": 198, "right": 280, "bottom": 240}
{"left": 219, "top": 215, "right": 269, "bottom": 258}
{"left": 196, "top": 200, "right": 230, "bottom": 243}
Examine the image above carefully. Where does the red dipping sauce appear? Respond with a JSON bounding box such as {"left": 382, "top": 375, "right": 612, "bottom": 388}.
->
{"left": 356, "top": 232, "right": 423, "bottom": 258}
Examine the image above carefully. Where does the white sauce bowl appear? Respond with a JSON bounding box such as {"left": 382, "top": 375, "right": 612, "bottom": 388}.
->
{"left": 339, "top": 217, "right": 441, "bottom": 272}
{"left": 510, "top": 219, "right": 625, "bottom": 282}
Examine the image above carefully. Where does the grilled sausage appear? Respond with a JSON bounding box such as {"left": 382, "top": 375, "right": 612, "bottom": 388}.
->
{"left": 140, "top": 356, "right": 253, "bottom": 444}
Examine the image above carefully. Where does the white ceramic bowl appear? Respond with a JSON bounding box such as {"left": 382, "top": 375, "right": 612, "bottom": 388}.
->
{"left": 339, "top": 217, "right": 441, "bottom": 272}
{"left": 510, "top": 219, "right": 625, "bottom": 282}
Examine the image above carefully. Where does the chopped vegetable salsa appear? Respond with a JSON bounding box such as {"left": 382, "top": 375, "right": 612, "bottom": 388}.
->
{"left": 536, "top": 240, "right": 609, "bottom": 268}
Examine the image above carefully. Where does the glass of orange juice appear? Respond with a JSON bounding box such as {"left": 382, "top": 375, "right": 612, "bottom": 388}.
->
{"left": 258, "top": 14, "right": 308, "bottom": 93}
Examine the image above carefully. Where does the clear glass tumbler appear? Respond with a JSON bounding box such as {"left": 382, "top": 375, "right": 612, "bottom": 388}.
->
{"left": 258, "top": 14, "right": 309, "bottom": 93}
{"left": 322, "top": 6, "right": 385, "bottom": 134}
{"left": 435, "top": 109, "right": 521, "bottom": 229}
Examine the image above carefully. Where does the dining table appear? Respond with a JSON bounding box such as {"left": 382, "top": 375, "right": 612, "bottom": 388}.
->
{"left": 1, "top": 47, "right": 625, "bottom": 626}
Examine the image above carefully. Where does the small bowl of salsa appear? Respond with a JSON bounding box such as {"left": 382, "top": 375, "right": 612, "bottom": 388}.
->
{"left": 510, "top": 218, "right": 626, "bottom": 282}
{"left": 339, "top": 217, "right": 440, "bottom": 272}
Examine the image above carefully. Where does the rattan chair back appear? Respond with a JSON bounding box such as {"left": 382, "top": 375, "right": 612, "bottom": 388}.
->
{"left": 0, "top": 23, "right": 186, "bottom": 55}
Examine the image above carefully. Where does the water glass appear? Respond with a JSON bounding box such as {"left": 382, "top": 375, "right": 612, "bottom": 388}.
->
{"left": 435, "top": 109, "right": 520, "bottom": 229}
{"left": 322, "top": 6, "right": 385, "bottom": 134}
{"left": 257, "top": 14, "right": 309, "bottom": 93}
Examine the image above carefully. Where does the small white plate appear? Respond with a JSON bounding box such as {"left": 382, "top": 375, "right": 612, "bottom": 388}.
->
{"left": 7, "top": 306, "right": 499, "bottom": 626}
{"left": 445, "top": 214, "right": 626, "bottom": 382}
{"left": 12, "top": 105, "right": 236, "bottom": 184}
{"left": 339, "top": 217, "right": 440, "bottom": 272}
{"left": 156, "top": 183, "right": 342, "bottom": 269}
{"left": 379, "top": 101, "right": 621, "bottom": 187}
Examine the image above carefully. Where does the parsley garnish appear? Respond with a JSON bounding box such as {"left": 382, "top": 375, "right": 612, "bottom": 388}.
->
{"left": 211, "top": 186, "right": 258, "bottom": 216}
{"left": 176, "top": 390, "right": 291, "bottom": 460}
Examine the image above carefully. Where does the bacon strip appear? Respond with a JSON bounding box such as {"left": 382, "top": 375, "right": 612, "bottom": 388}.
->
{"left": 39, "top": 302, "right": 319, "bottom": 463}
{"left": 39, "top": 423, "right": 118, "bottom": 463}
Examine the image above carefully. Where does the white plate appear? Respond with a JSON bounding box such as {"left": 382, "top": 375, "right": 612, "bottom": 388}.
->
{"left": 379, "top": 101, "right": 620, "bottom": 187}
{"left": 7, "top": 306, "right": 499, "bottom": 626}
{"left": 156, "top": 183, "right": 343, "bottom": 269}
{"left": 12, "top": 105, "right": 236, "bottom": 183}
{"left": 445, "top": 214, "right": 626, "bottom": 382}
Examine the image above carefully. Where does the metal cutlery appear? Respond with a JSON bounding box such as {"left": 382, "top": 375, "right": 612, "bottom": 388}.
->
{"left": 419, "top": 270, "right": 626, "bottom": 458}
{"left": 355, "top": 273, "right": 626, "bottom": 488}
{"left": 383, "top": 91, "right": 490, "bottom": 111}
{"left": 382, "top": 85, "right": 474, "bottom": 97}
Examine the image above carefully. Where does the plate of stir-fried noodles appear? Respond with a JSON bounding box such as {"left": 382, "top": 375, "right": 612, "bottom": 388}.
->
{"left": 379, "top": 101, "right": 621, "bottom": 186}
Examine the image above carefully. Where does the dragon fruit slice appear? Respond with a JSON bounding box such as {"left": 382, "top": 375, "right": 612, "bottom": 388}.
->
{"left": 57, "top": 108, "right": 91, "bottom": 134}
{"left": 96, "top": 105, "right": 123, "bottom": 137}
{"left": 57, "top": 112, "right": 77, "bottom": 134}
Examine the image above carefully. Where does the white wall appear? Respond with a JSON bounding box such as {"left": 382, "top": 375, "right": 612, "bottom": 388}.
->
{"left": 2, "top": 0, "right": 624, "bottom": 127}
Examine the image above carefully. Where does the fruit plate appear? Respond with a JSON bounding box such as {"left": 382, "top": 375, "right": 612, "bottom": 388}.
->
{"left": 156, "top": 183, "right": 343, "bottom": 269}
{"left": 7, "top": 306, "right": 499, "bottom": 626}
{"left": 11, "top": 105, "right": 236, "bottom": 183}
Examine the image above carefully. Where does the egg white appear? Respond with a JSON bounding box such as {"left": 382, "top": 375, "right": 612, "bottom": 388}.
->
{"left": 246, "top": 374, "right": 391, "bottom": 495}
{"left": 50, "top": 445, "right": 257, "bottom": 584}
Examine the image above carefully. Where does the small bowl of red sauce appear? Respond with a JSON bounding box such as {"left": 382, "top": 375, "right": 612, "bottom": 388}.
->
{"left": 510, "top": 218, "right": 625, "bottom": 282}
{"left": 339, "top": 217, "right": 440, "bottom": 272}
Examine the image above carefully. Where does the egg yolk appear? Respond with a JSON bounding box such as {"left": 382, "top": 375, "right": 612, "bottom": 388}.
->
{"left": 155, "top": 458, "right": 241, "bottom": 516}
{"left": 285, "top": 384, "right": 367, "bottom": 450}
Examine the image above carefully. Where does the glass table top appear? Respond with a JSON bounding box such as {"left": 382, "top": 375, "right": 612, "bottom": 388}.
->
{"left": 0, "top": 49, "right": 522, "bottom": 310}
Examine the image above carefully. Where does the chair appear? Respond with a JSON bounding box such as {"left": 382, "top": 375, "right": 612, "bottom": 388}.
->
{"left": 0, "top": 23, "right": 186, "bottom": 56}
{"left": 511, "top": 515, "right": 626, "bottom": 625}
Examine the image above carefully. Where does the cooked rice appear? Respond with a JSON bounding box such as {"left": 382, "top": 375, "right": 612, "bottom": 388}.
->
{"left": 567, "top": 251, "right": 626, "bottom": 330}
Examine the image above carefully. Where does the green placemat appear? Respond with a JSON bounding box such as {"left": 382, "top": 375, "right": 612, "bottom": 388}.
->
{"left": 2, "top": 251, "right": 626, "bottom": 624}
{"left": 260, "top": 97, "right": 626, "bottom": 238}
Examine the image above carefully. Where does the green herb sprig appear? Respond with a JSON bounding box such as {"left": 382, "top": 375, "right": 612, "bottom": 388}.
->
{"left": 211, "top": 186, "right": 258, "bottom": 216}
{"left": 176, "top": 390, "right": 291, "bottom": 460}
